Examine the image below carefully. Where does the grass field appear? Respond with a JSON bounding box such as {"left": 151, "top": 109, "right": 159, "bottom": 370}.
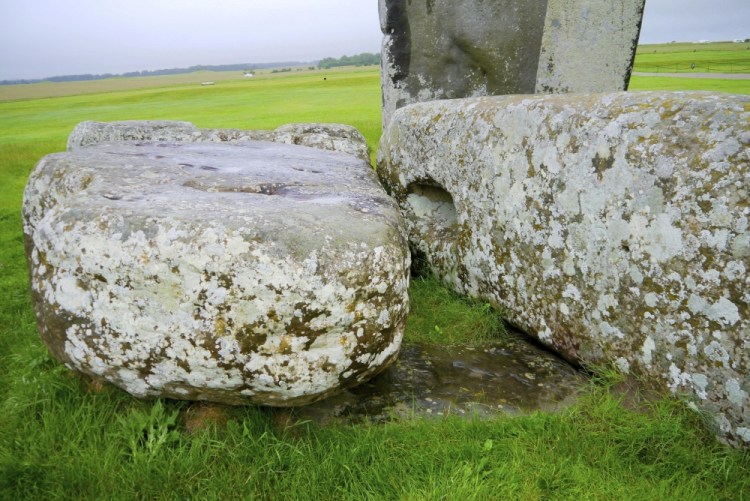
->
{"left": 2, "top": 55, "right": 749, "bottom": 498}
{"left": 0, "top": 65, "right": 378, "bottom": 102}
{"left": 629, "top": 74, "right": 750, "bottom": 94}
{"left": 634, "top": 41, "right": 750, "bottom": 73}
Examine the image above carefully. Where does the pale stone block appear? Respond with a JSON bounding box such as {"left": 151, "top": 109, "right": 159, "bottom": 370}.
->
{"left": 378, "top": 91, "right": 750, "bottom": 446}
{"left": 24, "top": 140, "right": 410, "bottom": 406}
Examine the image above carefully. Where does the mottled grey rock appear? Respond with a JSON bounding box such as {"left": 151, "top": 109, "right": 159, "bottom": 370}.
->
{"left": 66, "top": 120, "right": 204, "bottom": 148}
{"left": 24, "top": 140, "right": 410, "bottom": 406}
{"left": 272, "top": 123, "right": 371, "bottom": 163}
{"left": 535, "top": 1, "right": 645, "bottom": 94}
{"left": 67, "top": 120, "right": 371, "bottom": 163}
{"left": 379, "top": 0, "right": 645, "bottom": 127}
{"left": 378, "top": 91, "right": 750, "bottom": 446}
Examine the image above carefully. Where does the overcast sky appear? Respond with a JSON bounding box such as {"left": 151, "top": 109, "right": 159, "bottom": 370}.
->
{"left": 0, "top": 0, "right": 748, "bottom": 81}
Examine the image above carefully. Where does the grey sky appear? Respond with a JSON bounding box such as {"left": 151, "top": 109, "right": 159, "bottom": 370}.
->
{"left": 0, "top": 0, "right": 748, "bottom": 81}
{"left": 640, "top": 0, "right": 749, "bottom": 43}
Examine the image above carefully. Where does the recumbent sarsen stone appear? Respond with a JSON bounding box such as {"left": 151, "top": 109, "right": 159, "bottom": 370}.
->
{"left": 378, "top": 91, "right": 750, "bottom": 446}
{"left": 23, "top": 140, "right": 410, "bottom": 406}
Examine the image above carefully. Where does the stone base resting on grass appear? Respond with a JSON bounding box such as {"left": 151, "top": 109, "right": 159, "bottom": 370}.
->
{"left": 67, "top": 120, "right": 372, "bottom": 163}
{"left": 378, "top": 91, "right": 750, "bottom": 446}
{"left": 23, "top": 140, "right": 410, "bottom": 406}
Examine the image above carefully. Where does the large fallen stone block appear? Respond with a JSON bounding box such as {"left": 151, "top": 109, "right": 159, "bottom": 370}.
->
{"left": 67, "top": 120, "right": 371, "bottom": 162}
{"left": 378, "top": 91, "right": 750, "bottom": 446}
{"left": 379, "top": 0, "right": 646, "bottom": 127}
{"left": 23, "top": 140, "right": 410, "bottom": 406}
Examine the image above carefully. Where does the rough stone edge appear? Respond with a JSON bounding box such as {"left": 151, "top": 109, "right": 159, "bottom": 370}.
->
{"left": 67, "top": 120, "right": 372, "bottom": 163}
{"left": 535, "top": 0, "right": 646, "bottom": 93}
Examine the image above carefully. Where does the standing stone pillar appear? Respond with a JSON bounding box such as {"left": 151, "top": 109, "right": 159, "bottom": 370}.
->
{"left": 379, "top": 0, "right": 646, "bottom": 128}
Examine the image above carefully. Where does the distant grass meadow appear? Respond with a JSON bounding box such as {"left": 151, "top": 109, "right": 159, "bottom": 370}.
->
{"left": 2, "top": 46, "right": 750, "bottom": 499}
{"left": 633, "top": 41, "right": 750, "bottom": 74}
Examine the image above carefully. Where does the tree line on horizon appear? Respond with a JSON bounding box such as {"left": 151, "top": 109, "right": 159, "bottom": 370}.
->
{"left": 1, "top": 52, "right": 382, "bottom": 86}
{"left": 317, "top": 53, "right": 380, "bottom": 69}
{"left": 0, "top": 61, "right": 307, "bottom": 86}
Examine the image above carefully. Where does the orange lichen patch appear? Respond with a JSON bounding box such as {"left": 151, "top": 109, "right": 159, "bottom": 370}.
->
{"left": 270, "top": 409, "right": 297, "bottom": 432}
{"left": 278, "top": 335, "right": 293, "bottom": 355}
{"left": 84, "top": 376, "right": 111, "bottom": 394}
{"left": 267, "top": 408, "right": 314, "bottom": 438}
{"left": 610, "top": 376, "right": 665, "bottom": 416}
{"left": 88, "top": 378, "right": 107, "bottom": 393}
{"left": 182, "top": 403, "right": 231, "bottom": 435}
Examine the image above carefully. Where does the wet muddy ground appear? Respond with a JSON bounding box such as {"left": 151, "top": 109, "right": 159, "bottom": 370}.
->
{"left": 280, "top": 331, "right": 589, "bottom": 426}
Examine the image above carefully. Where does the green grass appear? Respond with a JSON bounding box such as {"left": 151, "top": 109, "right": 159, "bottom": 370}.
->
{"left": 0, "top": 65, "right": 378, "bottom": 102}
{"left": 2, "top": 66, "right": 749, "bottom": 499}
{"left": 406, "top": 275, "right": 507, "bottom": 345}
{"left": 2, "top": 384, "right": 748, "bottom": 500}
{"left": 629, "top": 41, "right": 750, "bottom": 95}
{"left": 634, "top": 41, "right": 750, "bottom": 73}
{"left": 629, "top": 75, "right": 750, "bottom": 95}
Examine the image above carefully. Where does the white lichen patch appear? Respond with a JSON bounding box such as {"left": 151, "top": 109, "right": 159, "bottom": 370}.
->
{"left": 641, "top": 337, "right": 656, "bottom": 367}
{"left": 378, "top": 91, "right": 750, "bottom": 447}
{"left": 23, "top": 140, "right": 410, "bottom": 406}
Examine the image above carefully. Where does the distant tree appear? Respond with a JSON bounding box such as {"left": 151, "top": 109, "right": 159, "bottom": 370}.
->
{"left": 317, "top": 53, "right": 380, "bottom": 70}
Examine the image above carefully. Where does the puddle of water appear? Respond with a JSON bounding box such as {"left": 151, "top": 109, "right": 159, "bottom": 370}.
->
{"left": 280, "top": 333, "right": 588, "bottom": 425}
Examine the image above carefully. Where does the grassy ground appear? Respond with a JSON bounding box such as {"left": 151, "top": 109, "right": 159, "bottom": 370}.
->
{"left": 2, "top": 65, "right": 749, "bottom": 499}
{"left": 0, "top": 65, "right": 378, "bottom": 102}
{"left": 629, "top": 75, "right": 750, "bottom": 94}
{"left": 630, "top": 41, "right": 750, "bottom": 95}
{"left": 634, "top": 41, "right": 750, "bottom": 73}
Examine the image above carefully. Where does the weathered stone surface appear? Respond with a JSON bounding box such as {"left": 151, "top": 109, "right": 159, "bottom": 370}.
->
{"left": 67, "top": 120, "right": 371, "bottom": 162}
{"left": 66, "top": 120, "right": 207, "bottom": 148}
{"left": 378, "top": 91, "right": 750, "bottom": 446}
{"left": 379, "top": 0, "right": 645, "bottom": 127}
{"left": 23, "top": 140, "right": 410, "bottom": 406}
{"left": 272, "top": 123, "right": 371, "bottom": 162}
{"left": 535, "top": 0, "right": 645, "bottom": 95}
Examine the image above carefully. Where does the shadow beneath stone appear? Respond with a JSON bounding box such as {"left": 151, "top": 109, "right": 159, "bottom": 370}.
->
{"left": 282, "top": 331, "right": 588, "bottom": 426}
